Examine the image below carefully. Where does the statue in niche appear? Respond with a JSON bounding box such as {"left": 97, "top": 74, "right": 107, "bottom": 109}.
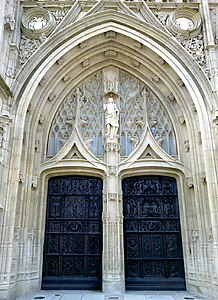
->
{"left": 103, "top": 97, "right": 119, "bottom": 139}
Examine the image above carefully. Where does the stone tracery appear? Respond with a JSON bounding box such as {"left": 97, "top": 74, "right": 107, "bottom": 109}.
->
{"left": 47, "top": 69, "right": 177, "bottom": 159}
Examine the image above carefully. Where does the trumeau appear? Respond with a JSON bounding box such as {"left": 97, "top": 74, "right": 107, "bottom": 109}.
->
{"left": 0, "top": 0, "right": 218, "bottom": 299}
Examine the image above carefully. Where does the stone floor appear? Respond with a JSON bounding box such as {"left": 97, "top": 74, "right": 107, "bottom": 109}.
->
{"left": 16, "top": 290, "right": 212, "bottom": 300}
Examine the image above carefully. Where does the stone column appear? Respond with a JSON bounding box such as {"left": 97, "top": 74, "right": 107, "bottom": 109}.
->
{"left": 102, "top": 134, "right": 125, "bottom": 293}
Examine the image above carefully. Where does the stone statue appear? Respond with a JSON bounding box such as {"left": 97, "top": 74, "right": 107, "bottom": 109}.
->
{"left": 103, "top": 97, "right": 119, "bottom": 139}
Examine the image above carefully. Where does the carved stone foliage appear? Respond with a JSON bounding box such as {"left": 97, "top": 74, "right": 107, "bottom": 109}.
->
{"left": 47, "top": 69, "right": 177, "bottom": 158}
{"left": 154, "top": 8, "right": 205, "bottom": 66}
{"left": 19, "top": 34, "right": 46, "bottom": 65}
{"left": 19, "top": 9, "right": 68, "bottom": 65}
{"left": 179, "top": 34, "right": 205, "bottom": 66}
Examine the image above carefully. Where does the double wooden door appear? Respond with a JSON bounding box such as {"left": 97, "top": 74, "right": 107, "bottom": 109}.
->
{"left": 42, "top": 176, "right": 103, "bottom": 290}
{"left": 123, "top": 176, "right": 186, "bottom": 290}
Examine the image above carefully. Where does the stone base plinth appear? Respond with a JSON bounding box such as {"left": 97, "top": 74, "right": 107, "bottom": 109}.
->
{"left": 102, "top": 278, "right": 125, "bottom": 294}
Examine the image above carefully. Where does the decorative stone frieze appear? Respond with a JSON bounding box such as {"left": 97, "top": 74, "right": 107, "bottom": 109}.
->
{"left": 184, "top": 140, "right": 190, "bottom": 152}
{"left": 187, "top": 177, "right": 194, "bottom": 188}
{"left": 104, "top": 142, "right": 121, "bottom": 152}
{"left": 19, "top": 171, "right": 25, "bottom": 183}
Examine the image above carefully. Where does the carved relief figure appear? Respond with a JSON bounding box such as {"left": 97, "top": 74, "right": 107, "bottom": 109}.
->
{"left": 103, "top": 97, "right": 119, "bottom": 139}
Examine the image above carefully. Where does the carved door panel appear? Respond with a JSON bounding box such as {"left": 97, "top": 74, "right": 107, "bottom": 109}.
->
{"left": 42, "top": 176, "right": 102, "bottom": 290}
{"left": 123, "top": 176, "right": 185, "bottom": 290}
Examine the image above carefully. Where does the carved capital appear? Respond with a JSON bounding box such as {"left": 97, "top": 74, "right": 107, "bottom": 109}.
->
{"left": 191, "top": 230, "right": 199, "bottom": 242}
{"left": 19, "top": 171, "right": 25, "bottom": 183}
{"left": 35, "top": 140, "right": 40, "bottom": 152}
{"left": 4, "top": 14, "right": 15, "bottom": 31}
{"left": 31, "top": 176, "right": 38, "bottom": 189}
{"left": 200, "top": 171, "right": 206, "bottom": 183}
{"left": 104, "top": 142, "right": 120, "bottom": 152}
{"left": 27, "top": 229, "right": 35, "bottom": 240}
{"left": 108, "top": 166, "right": 117, "bottom": 175}
{"left": 38, "top": 115, "right": 45, "bottom": 125}
{"left": 186, "top": 177, "right": 194, "bottom": 188}
{"left": 13, "top": 227, "right": 20, "bottom": 241}
{"left": 184, "top": 140, "right": 190, "bottom": 152}
{"left": 208, "top": 228, "right": 214, "bottom": 243}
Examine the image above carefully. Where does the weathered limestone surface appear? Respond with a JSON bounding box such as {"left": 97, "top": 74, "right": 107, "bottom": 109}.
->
{"left": 0, "top": 0, "right": 218, "bottom": 299}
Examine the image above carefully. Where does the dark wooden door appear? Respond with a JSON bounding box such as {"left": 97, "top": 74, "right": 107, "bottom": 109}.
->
{"left": 42, "top": 176, "right": 103, "bottom": 290}
{"left": 123, "top": 176, "right": 186, "bottom": 290}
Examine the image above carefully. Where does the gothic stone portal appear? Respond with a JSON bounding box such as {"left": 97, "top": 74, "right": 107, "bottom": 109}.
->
{"left": 42, "top": 176, "right": 103, "bottom": 290}
{"left": 123, "top": 176, "right": 186, "bottom": 290}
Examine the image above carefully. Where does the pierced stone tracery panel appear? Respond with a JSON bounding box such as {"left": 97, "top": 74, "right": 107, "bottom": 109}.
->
{"left": 47, "top": 69, "right": 177, "bottom": 159}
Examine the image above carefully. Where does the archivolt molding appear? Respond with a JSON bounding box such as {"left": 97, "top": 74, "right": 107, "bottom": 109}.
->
{"left": 13, "top": 11, "right": 215, "bottom": 114}
{"left": 9, "top": 12, "right": 217, "bottom": 198}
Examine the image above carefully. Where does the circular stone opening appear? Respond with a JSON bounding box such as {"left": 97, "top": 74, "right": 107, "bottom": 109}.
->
{"left": 175, "top": 17, "right": 194, "bottom": 30}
